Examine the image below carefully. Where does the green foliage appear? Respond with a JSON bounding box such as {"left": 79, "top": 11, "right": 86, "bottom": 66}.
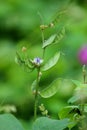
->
{"left": 40, "top": 78, "right": 62, "bottom": 98}
{"left": 42, "top": 52, "right": 60, "bottom": 71}
{"left": 54, "top": 27, "right": 65, "bottom": 44}
{"left": 42, "top": 27, "right": 65, "bottom": 49}
{"left": 40, "top": 78, "right": 75, "bottom": 100}
{"left": 68, "top": 80, "right": 87, "bottom": 104}
{"left": 32, "top": 117, "right": 70, "bottom": 130}
{"left": 71, "top": 80, "right": 81, "bottom": 86}
{"left": 59, "top": 106, "right": 81, "bottom": 129}
{"left": 51, "top": 9, "right": 67, "bottom": 25}
{"left": 0, "top": 0, "right": 87, "bottom": 130}
{"left": 42, "top": 34, "right": 56, "bottom": 49}
{"left": 15, "top": 52, "right": 25, "bottom": 66}
{"left": 0, "top": 114, "right": 24, "bottom": 130}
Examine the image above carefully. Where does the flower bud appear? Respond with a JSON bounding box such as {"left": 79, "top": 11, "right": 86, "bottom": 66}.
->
{"left": 40, "top": 25, "right": 48, "bottom": 30}
{"left": 49, "top": 22, "right": 54, "bottom": 27}
{"left": 22, "top": 46, "right": 27, "bottom": 52}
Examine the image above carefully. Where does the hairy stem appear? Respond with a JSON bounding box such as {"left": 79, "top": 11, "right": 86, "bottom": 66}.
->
{"left": 34, "top": 68, "right": 40, "bottom": 120}
{"left": 41, "top": 30, "right": 45, "bottom": 59}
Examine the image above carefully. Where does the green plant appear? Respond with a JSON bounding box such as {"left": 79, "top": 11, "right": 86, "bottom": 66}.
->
{"left": 0, "top": 9, "right": 80, "bottom": 130}
{"left": 15, "top": 10, "right": 66, "bottom": 121}
{"left": 15, "top": 10, "right": 71, "bottom": 130}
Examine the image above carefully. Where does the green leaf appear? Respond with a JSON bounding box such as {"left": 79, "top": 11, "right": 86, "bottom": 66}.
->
{"left": 0, "top": 114, "right": 24, "bottom": 130}
{"left": 51, "top": 9, "right": 67, "bottom": 25}
{"left": 31, "top": 80, "right": 37, "bottom": 91}
{"left": 40, "top": 78, "right": 62, "bottom": 98}
{"left": 42, "top": 34, "right": 56, "bottom": 49}
{"left": 15, "top": 52, "right": 25, "bottom": 66}
{"left": 42, "top": 52, "right": 60, "bottom": 71}
{"left": 84, "top": 104, "right": 87, "bottom": 113}
{"left": 54, "top": 27, "right": 65, "bottom": 44}
{"left": 59, "top": 106, "right": 80, "bottom": 129}
{"left": 68, "top": 95, "right": 80, "bottom": 104}
{"left": 71, "top": 80, "right": 82, "bottom": 87}
{"left": 33, "top": 117, "right": 70, "bottom": 130}
{"left": 68, "top": 82, "right": 87, "bottom": 104}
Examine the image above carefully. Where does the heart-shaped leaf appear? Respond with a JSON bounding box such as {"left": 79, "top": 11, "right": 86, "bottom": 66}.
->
{"left": 33, "top": 117, "right": 70, "bottom": 130}
{"left": 0, "top": 114, "right": 24, "bottom": 130}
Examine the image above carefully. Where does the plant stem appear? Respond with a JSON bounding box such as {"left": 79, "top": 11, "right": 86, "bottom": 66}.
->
{"left": 41, "top": 30, "right": 45, "bottom": 59}
{"left": 34, "top": 68, "right": 40, "bottom": 120}
{"left": 83, "top": 65, "right": 86, "bottom": 84}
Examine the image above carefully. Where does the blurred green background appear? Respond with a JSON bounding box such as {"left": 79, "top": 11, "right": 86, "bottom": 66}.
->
{"left": 0, "top": 0, "right": 87, "bottom": 129}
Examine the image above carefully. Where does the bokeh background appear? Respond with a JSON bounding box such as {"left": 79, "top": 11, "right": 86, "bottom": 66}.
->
{"left": 0, "top": 0, "right": 87, "bottom": 129}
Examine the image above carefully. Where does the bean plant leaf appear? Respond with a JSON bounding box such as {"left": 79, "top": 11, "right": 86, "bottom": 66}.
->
{"left": 42, "top": 34, "right": 56, "bottom": 49}
{"left": 0, "top": 114, "right": 24, "bottom": 130}
{"left": 71, "top": 80, "right": 82, "bottom": 87}
{"left": 54, "top": 27, "right": 65, "bottom": 44}
{"left": 84, "top": 104, "right": 87, "bottom": 113}
{"left": 68, "top": 95, "right": 80, "bottom": 104}
{"left": 68, "top": 80, "right": 87, "bottom": 104}
{"left": 42, "top": 52, "right": 60, "bottom": 71}
{"left": 51, "top": 9, "right": 67, "bottom": 25}
{"left": 33, "top": 117, "right": 70, "bottom": 130}
{"left": 15, "top": 52, "right": 25, "bottom": 66}
{"left": 15, "top": 52, "right": 34, "bottom": 72}
{"left": 59, "top": 106, "right": 80, "bottom": 129}
{"left": 40, "top": 78, "right": 62, "bottom": 98}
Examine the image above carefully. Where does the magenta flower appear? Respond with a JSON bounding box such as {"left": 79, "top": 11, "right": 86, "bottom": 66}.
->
{"left": 78, "top": 45, "right": 87, "bottom": 65}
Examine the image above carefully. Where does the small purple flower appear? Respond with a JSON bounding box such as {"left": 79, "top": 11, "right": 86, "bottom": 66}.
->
{"left": 33, "top": 57, "right": 43, "bottom": 66}
{"left": 78, "top": 45, "right": 87, "bottom": 65}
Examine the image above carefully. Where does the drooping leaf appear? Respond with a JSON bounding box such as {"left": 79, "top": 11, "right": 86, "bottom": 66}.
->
{"left": 54, "top": 27, "right": 65, "bottom": 44}
{"left": 59, "top": 106, "right": 80, "bottom": 129}
{"left": 51, "top": 9, "right": 67, "bottom": 25}
{"left": 15, "top": 52, "right": 25, "bottom": 66}
{"left": 42, "top": 34, "right": 56, "bottom": 49}
{"left": 15, "top": 52, "right": 34, "bottom": 72}
{"left": 0, "top": 114, "right": 24, "bottom": 130}
{"left": 40, "top": 78, "right": 62, "bottom": 98}
{"left": 42, "top": 52, "right": 60, "bottom": 71}
{"left": 33, "top": 117, "right": 70, "bottom": 130}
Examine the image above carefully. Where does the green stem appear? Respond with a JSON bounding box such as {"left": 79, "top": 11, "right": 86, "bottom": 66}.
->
{"left": 83, "top": 65, "right": 86, "bottom": 84}
{"left": 42, "top": 30, "right": 44, "bottom": 44}
{"left": 42, "top": 48, "right": 45, "bottom": 59}
{"left": 41, "top": 30, "right": 45, "bottom": 59}
{"left": 34, "top": 68, "right": 40, "bottom": 120}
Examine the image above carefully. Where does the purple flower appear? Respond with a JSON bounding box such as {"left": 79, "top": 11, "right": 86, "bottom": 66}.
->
{"left": 78, "top": 45, "right": 87, "bottom": 65}
{"left": 33, "top": 57, "right": 43, "bottom": 66}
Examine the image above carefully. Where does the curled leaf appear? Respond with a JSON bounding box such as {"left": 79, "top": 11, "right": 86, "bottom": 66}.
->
{"left": 15, "top": 52, "right": 25, "bottom": 66}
